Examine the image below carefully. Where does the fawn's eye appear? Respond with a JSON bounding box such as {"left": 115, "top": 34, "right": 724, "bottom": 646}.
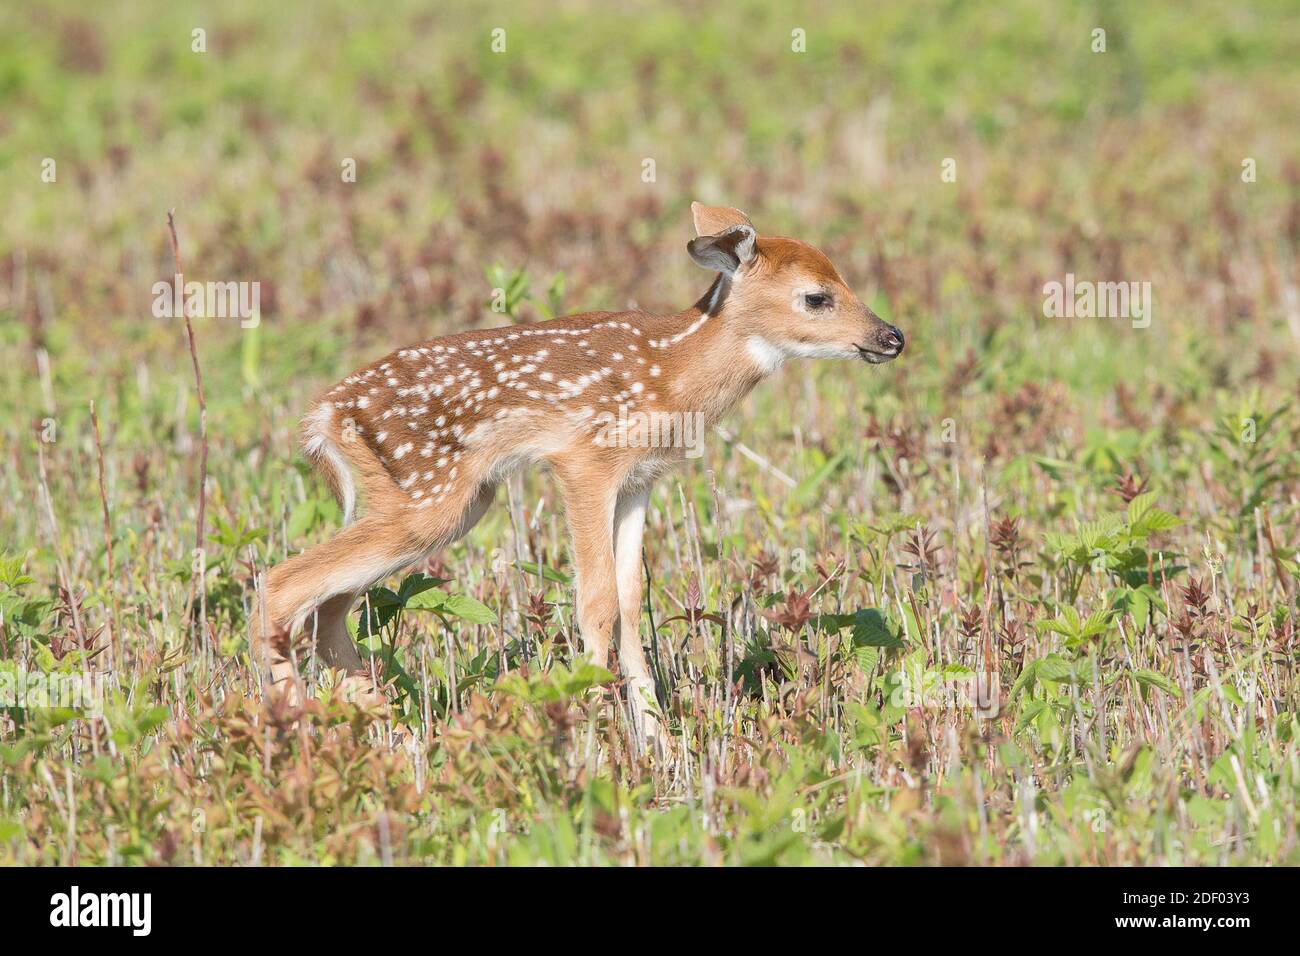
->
{"left": 803, "top": 292, "right": 832, "bottom": 310}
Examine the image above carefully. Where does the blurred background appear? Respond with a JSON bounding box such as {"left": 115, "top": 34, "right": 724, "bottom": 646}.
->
{"left": 2, "top": 1, "right": 1296, "bottom": 431}
{"left": 4, "top": 0, "right": 1300, "bottom": 638}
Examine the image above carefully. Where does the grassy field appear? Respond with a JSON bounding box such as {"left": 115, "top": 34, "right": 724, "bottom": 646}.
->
{"left": 1, "top": 0, "right": 1299, "bottom": 865}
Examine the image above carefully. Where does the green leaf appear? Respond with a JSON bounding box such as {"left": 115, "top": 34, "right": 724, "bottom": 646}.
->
{"left": 515, "top": 560, "right": 572, "bottom": 585}
{"left": 1036, "top": 654, "right": 1077, "bottom": 684}
{"left": 1016, "top": 699, "right": 1048, "bottom": 732}
{"left": 1112, "top": 586, "right": 1150, "bottom": 626}
{"left": 439, "top": 594, "right": 497, "bottom": 625}
{"left": 494, "top": 659, "right": 613, "bottom": 702}
{"left": 1078, "top": 607, "right": 1115, "bottom": 640}
{"left": 1009, "top": 659, "right": 1039, "bottom": 701}
{"left": 1132, "top": 668, "right": 1180, "bottom": 697}
{"left": 1126, "top": 492, "right": 1158, "bottom": 525}
{"left": 1043, "top": 530, "right": 1082, "bottom": 557}
{"left": 1035, "top": 606, "right": 1081, "bottom": 637}
{"left": 554, "top": 660, "right": 614, "bottom": 696}
{"left": 405, "top": 588, "right": 445, "bottom": 610}
{"left": 398, "top": 572, "right": 449, "bottom": 605}
{"left": 1127, "top": 492, "right": 1181, "bottom": 537}
{"left": 367, "top": 587, "right": 403, "bottom": 610}
{"left": 854, "top": 644, "right": 881, "bottom": 677}
{"left": 850, "top": 609, "right": 904, "bottom": 648}
{"left": 1033, "top": 456, "right": 1076, "bottom": 480}
{"left": 356, "top": 586, "right": 402, "bottom": 637}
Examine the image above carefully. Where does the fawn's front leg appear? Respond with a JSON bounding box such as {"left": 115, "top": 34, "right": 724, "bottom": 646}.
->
{"left": 555, "top": 465, "right": 619, "bottom": 672}
{"left": 613, "top": 486, "right": 664, "bottom": 751}
{"left": 555, "top": 461, "right": 664, "bottom": 753}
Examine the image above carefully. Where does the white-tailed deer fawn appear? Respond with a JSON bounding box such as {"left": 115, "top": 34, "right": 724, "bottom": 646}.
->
{"left": 254, "top": 202, "right": 904, "bottom": 750}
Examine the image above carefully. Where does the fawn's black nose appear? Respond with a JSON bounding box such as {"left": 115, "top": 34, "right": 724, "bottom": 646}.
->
{"left": 884, "top": 325, "right": 905, "bottom": 354}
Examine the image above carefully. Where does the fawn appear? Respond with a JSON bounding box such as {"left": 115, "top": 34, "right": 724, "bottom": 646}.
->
{"left": 254, "top": 202, "right": 904, "bottom": 749}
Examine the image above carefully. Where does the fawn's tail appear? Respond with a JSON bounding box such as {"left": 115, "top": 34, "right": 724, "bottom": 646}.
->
{"left": 301, "top": 403, "right": 357, "bottom": 524}
{"left": 301, "top": 400, "right": 424, "bottom": 526}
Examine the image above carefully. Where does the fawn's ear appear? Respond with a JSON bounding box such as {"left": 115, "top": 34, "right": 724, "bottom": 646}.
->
{"left": 688, "top": 224, "right": 757, "bottom": 275}
{"left": 691, "top": 201, "right": 753, "bottom": 237}
{"left": 688, "top": 203, "right": 757, "bottom": 275}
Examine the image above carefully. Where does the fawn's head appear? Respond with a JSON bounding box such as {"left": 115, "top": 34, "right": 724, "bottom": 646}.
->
{"left": 687, "top": 202, "right": 904, "bottom": 369}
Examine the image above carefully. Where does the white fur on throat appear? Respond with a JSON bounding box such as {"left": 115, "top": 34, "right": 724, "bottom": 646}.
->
{"left": 746, "top": 335, "right": 858, "bottom": 374}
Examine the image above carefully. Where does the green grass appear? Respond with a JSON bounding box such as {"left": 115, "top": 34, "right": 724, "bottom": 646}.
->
{"left": 1, "top": 0, "right": 1299, "bottom": 864}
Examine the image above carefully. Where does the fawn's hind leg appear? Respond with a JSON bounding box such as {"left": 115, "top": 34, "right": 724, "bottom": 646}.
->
{"left": 308, "top": 591, "right": 365, "bottom": 672}
{"left": 255, "top": 513, "right": 428, "bottom": 691}
{"left": 254, "top": 483, "right": 499, "bottom": 694}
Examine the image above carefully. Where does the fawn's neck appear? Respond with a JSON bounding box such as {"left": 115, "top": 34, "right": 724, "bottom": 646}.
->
{"left": 658, "top": 284, "right": 770, "bottom": 425}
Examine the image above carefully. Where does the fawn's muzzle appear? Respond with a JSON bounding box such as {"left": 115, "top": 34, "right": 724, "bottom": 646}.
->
{"left": 856, "top": 324, "right": 905, "bottom": 364}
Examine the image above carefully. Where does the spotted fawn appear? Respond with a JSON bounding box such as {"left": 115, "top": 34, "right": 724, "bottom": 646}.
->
{"left": 255, "top": 202, "right": 905, "bottom": 750}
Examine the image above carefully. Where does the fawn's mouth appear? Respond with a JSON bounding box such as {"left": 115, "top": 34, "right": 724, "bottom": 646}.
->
{"left": 855, "top": 344, "right": 900, "bottom": 364}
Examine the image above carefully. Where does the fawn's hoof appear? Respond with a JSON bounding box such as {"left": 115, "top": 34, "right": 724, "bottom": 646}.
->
{"left": 266, "top": 660, "right": 303, "bottom": 708}
{"left": 336, "top": 672, "right": 390, "bottom": 712}
{"left": 627, "top": 677, "right": 667, "bottom": 758}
